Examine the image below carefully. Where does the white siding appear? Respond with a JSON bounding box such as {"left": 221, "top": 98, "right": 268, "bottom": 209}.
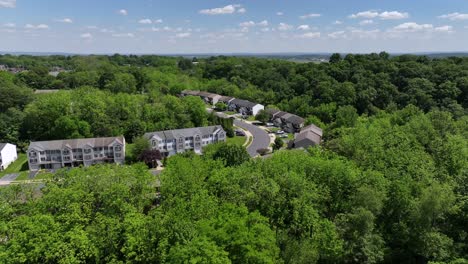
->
{"left": 252, "top": 104, "right": 265, "bottom": 116}
{"left": 0, "top": 144, "right": 17, "bottom": 170}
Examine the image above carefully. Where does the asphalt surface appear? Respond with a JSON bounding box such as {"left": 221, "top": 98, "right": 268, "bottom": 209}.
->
{"left": 234, "top": 120, "right": 271, "bottom": 157}
{"left": 0, "top": 173, "right": 19, "bottom": 186}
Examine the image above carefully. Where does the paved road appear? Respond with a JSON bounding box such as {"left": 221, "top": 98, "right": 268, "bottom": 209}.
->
{"left": 234, "top": 120, "right": 270, "bottom": 157}
{"left": 0, "top": 173, "right": 19, "bottom": 186}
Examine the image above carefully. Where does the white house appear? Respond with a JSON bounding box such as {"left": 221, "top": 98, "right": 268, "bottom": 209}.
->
{"left": 0, "top": 143, "right": 18, "bottom": 171}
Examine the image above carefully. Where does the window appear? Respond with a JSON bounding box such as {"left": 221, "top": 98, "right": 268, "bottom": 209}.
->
{"left": 179, "top": 137, "right": 183, "bottom": 143}
{"left": 152, "top": 140, "right": 156, "bottom": 147}
{"left": 84, "top": 148, "right": 91, "bottom": 154}
{"left": 116, "top": 153, "right": 121, "bottom": 158}
{"left": 63, "top": 150, "right": 69, "bottom": 155}
{"left": 41, "top": 157, "right": 46, "bottom": 162}
{"left": 29, "top": 151, "right": 37, "bottom": 157}
{"left": 195, "top": 135, "right": 201, "bottom": 141}
{"left": 84, "top": 155, "right": 92, "bottom": 160}
{"left": 29, "top": 158, "right": 37, "bottom": 164}
{"left": 115, "top": 146, "right": 122, "bottom": 152}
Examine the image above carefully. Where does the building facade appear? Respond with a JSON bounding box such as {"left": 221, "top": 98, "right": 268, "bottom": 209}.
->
{"left": 228, "top": 99, "right": 265, "bottom": 116}
{"left": 144, "top": 126, "right": 226, "bottom": 157}
{"left": 266, "top": 109, "right": 305, "bottom": 133}
{"left": 0, "top": 143, "right": 17, "bottom": 171}
{"left": 27, "top": 136, "right": 125, "bottom": 171}
{"left": 293, "top": 124, "right": 323, "bottom": 149}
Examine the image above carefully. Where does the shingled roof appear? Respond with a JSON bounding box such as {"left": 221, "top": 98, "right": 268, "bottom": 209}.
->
{"left": 144, "top": 126, "right": 224, "bottom": 141}
{"left": 28, "top": 136, "right": 125, "bottom": 151}
{"left": 230, "top": 98, "right": 259, "bottom": 108}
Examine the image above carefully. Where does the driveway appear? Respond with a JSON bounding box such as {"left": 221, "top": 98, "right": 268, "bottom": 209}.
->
{"left": 0, "top": 173, "right": 19, "bottom": 186}
{"left": 234, "top": 120, "right": 271, "bottom": 157}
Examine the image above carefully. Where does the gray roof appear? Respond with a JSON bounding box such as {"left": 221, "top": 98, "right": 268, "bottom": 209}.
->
{"left": 294, "top": 130, "right": 321, "bottom": 147}
{"left": 0, "top": 143, "right": 7, "bottom": 151}
{"left": 181, "top": 90, "right": 201, "bottom": 96}
{"left": 266, "top": 109, "right": 281, "bottom": 116}
{"left": 285, "top": 114, "right": 305, "bottom": 125}
{"left": 198, "top": 91, "right": 221, "bottom": 99}
{"left": 302, "top": 124, "right": 323, "bottom": 137}
{"left": 144, "top": 125, "right": 224, "bottom": 140}
{"left": 230, "top": 98, "right": 258, "bottom": 108}
{"left": 275, "top": 111, "right": 289, "bottom": 118}
{"left": 28, "top": 136, "right": 125, "bottom": 151}
{"left": 219, "top": 96, "right": 235, "bottom": 103}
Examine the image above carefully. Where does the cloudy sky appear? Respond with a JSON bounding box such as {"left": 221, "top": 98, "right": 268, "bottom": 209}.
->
{"left": 1, "top": 0, "right": 468, "bottom": 54}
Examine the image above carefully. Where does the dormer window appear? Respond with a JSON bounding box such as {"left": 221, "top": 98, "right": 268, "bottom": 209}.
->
{"left": 29, "top": 151, "right": 37, "bottom": 157}
{"left": 179, "top": 137, "right": 183, "bottom": 143}
{"left": 115, "top": 145, "right": 122, "bottom": 152}
{"left": 219, "top": 132, "right": 225, "bottom": 138}
{"left": 195, "top": 135, "right": 201, "bottom": 141}
{"left": 63, "top": 150, "right": 70, "bottom": 155}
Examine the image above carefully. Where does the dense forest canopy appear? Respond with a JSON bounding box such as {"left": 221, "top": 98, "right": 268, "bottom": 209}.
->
{"left": 0, "top": 53, "right": 467, "bottom": 263}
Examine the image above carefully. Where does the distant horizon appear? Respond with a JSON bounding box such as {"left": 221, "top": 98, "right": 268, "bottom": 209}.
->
{"left": 2, "top": 50, "right": 468, "bottom": 57}
{"left": 1, "top": 0, "right": 468, "bottom": 53}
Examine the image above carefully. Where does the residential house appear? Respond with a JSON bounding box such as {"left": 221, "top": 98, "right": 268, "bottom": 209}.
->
{"left": 198, "top": 91, "right": 222, "bottom": 105}
{"left": 293, "top": 124, "right": 323, "bottom": 149}
{"left": 0, "top": 143, "right": 17, "bottom": 171}
{"left": 228, "top": 99, "right": 265, "bottom": 116}
{"left": 266, "top": 109, "right": 305, "bottom": 133}
{"left": 27, "top": 136, "right": 126, "bottom": 171}
{"left": 218, "top": 96, "right": 235, "bottom": 105}
{"left": 181, "top": 90, "right": 201, "bottom": 97}
{"left": 144, "top": 125, "right": 226, "bottom": 157}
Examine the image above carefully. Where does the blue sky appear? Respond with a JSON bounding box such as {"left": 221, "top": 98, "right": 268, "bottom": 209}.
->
{"left": 1, "top": 0, "right": 468, "bottom": 54}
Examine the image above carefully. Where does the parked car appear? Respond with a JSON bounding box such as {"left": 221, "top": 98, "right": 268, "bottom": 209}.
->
{"left": 280, "top": 134, "right": 288, "bottom": 138}
{"left": 266, "top": 122, "right": 274, "bottom": 127}
{"left": 276, "top": 130, "right": 285, "bottom": 134}
{"left": 235, "top": 130, "right": 246, "bottom": 136}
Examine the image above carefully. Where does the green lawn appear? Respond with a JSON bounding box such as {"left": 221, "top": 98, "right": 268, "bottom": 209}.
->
{"left": 14, "top": 171, "right": 30, "bottom": 181}
{"left": 227, "top": 136, "right": 247, "bottom": 146}
{"left": 247, "top": 116, "right": 256, "bottom": 121}
{"left": 224, "top": 111, "right": 237, "bottom": 115}
{"left": 0, "top": 153, "right": 28, "bottom": 177}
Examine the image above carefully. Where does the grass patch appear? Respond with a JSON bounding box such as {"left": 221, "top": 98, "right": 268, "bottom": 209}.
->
{"left": 0, "top": 153, "right": 28, "bottom": 177}
{"left": 14, "top": 171, "right": 29, "bottom": 181}
{"left": 268, "top": 127, "right": 280, "bottom": 133}
{"left": 227, "top": 136, "right": 247, "bottom": 146}
{"left": 247, "top": 116, "right": 256, "bottom": 121}
{"left": 288, "top": 133, "right": 295, "bottom": 140}
{"left": 35, "top": 172, "right": 54, "bottom": 180}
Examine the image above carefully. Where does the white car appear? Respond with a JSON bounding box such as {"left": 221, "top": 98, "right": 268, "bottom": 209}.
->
{"left": 266, "top": 122, "right": 274, "bottom": 127}
{"left": 276, "top": 130, "right": 285, "bottom": 134}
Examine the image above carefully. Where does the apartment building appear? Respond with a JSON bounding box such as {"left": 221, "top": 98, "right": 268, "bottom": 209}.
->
{"left": 144, "top": 125, "right": 226, "bottom": 157}
{"left": 27, "top": 136, "right": 125, "bottom": 171}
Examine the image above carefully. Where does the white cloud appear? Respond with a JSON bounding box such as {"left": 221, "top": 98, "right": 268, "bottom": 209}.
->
{"left": 239, "top": 21, "right": 255, "bottom": 27}
{"left": 2, "top": 22, "right": 15, "bottom": 28}
{"left": 138, "top": 19, "right": 152, "bottom": 24}
{"left": 56, "top": 18, "right": 73, "bottom": 23}
{"left": 80, "top": 33, "right": 92, "bottom": 39}
{"left": 434, "top": 25, "right": 454, "bottom": 33}
{"left": 328, "top": 31, "right": 346, "bottom": 39}
{"left": 278, "top": 22, "right": 293, "bottom": 31}
{"left": 237, "top": 7, "right": 246, "bottom": 14}
{"left": 260, "top": 27, "right": 270, "bottom": 32}
{"left": 297, "top": 25, "right": 310, "bottom": 30}
{"left": 297, "top": 32, "right": 321, "bottom": 39}
{"left": 300, "top": 13, "right": 321, "bottom": 19}
{"left": 379, "top": 11, "right": 409, "bottom": 20}
{"left": 175, "top": 32, "right": 191, "bottom": 38}
{"left": 438, "top": 13, "right": 468, "bottom": 21}
{"left": 86, "top": 26, "right": 98, "bottom": 30}
{"left": 25, "top": 24, "right": 49, "bottom": 30}
{"left": 333, "top": 20, "right": 343, "bottom": 25}
{"left": 0, "top": 0, "right": 15, "bottom": 8}
{"left": 112, "top": 33, "right": 135, "bottom": 38}
{"left": 118, "top": 9, "right": 128, "bottom": 16}
{"left": 359, "top": 20, "right": 373, "bottom": 26}
{"left": 349, "top": 10, "right": 379, "bottom": 19}
{"left": 392, "top": 22, "right": 433, "bottom": 32}
{"left": 199, "top": 4, "right": 244, "bottom": 15}
{"left": 154, "top": 19, "right": 163, "bottom": 24}
{"left": 240, "top": 20, "right": 268, "bottom": 27}
{"left": 350, "top": 10, "right": 408, "bottom": 20}
{"left": 258, "top": 20, "right": 269, "bottom": 27}
{"left": 276, "top": 12, "right": 283, "bottom": 16}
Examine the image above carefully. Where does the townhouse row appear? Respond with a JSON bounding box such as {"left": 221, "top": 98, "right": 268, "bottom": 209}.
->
{"left": 0, "top": 126, "right": 227, "bottom": 172}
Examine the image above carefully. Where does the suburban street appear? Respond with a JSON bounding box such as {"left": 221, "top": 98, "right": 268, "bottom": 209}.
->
{"left": 234, "top": 119, "right": 271, "bottom": 157}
